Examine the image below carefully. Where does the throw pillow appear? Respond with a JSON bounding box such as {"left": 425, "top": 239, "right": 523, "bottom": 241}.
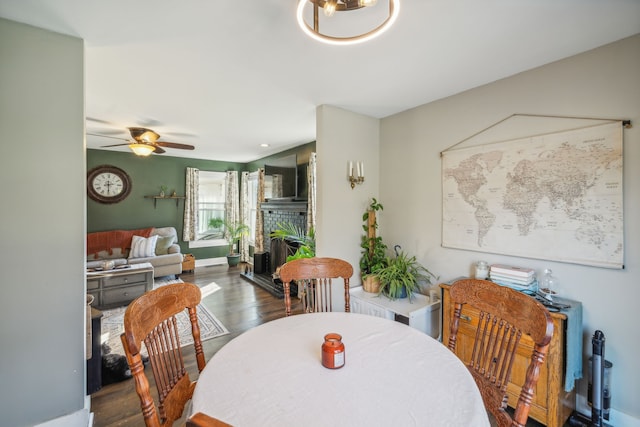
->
{"left": 129, "top": 234, "right": 158, "bottom": 259}
{"left": 155, "top": 235, "right": 175, "bottom": 255}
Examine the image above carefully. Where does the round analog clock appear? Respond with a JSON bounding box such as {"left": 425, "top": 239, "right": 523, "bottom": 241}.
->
{"left": 87, "top": 165, "right": 132, "bottom": 204}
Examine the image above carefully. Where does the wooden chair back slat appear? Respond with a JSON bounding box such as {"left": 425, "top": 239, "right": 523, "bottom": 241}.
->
{"left": 278, "top": 257, "right": 353, "bottom": 316}
{"left": 121, "top": 282, "right": 207, "bottom": 427}
{"left": 447, "top": 279, "right": 553, "bottom": 427}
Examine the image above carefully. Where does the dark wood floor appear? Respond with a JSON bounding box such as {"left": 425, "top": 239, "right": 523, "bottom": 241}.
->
{"left": 90, "top": 263, "right": 299, "bottom": 427}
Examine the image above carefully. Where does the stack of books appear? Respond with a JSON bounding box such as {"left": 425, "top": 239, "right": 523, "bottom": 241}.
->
{"left": 489, "top": 264, "right": 537, "bottom": 294}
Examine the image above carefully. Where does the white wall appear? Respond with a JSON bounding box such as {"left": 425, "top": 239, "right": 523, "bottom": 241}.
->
{"left": 315, "top": 105, "right": 380, "bottom": 308}
{"left": 0, "top": 18, "right": 88, "bottom": 426}
{"left": 378, "top": 34, "right": 640, "bottom": 423}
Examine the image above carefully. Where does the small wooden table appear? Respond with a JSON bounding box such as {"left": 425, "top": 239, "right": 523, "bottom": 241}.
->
{"left": 87, "top": 262, "right": 154, "bottom": 309}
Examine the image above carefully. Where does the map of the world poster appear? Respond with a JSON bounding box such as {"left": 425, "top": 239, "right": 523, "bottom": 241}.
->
{"left": 442, "top": 121, "right": 623, "bottom": 268}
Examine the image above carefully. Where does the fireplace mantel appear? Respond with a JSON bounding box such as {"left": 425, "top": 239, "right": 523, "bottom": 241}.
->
{"left": 261, "top": 199, "right": 307, "bottom": 212}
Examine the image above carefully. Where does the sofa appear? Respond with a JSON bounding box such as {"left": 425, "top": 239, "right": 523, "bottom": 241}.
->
{"left": 86, "top": 226, "right": 183, "bottom": 278}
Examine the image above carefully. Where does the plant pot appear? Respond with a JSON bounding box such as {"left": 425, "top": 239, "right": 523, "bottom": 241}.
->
{"left": 362, "top": 275, "right": 380, "bottom": 293}
{"left": 227, "top": 254, "right": 241, "bottom": 267}
{"left": 382, "top": 285, "right": 408, "bottom": 300}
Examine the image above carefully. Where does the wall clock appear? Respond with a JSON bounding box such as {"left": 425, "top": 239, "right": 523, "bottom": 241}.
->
{"left": 87, "top": 165, "right": 132, "bottom": 204}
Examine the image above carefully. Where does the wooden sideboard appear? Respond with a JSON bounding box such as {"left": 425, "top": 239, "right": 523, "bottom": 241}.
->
{"left": 440, "top": 283, "right": 575, "bottom": 427}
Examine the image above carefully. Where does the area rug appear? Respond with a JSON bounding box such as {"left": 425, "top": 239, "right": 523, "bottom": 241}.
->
{"left": 101, "top": 279, "right": 229, "bottom": 356}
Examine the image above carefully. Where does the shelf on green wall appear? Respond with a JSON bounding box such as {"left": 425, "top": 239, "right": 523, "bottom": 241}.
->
{"left": 144, "top": 195, "right": 185, "bottom": 208}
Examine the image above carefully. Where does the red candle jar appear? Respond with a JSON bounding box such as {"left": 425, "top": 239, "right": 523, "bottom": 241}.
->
{"left": 321, "top": 333, "right": 345, "bottom": 369}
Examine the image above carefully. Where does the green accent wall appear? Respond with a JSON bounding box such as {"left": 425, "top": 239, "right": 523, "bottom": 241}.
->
{"left": 87, "top": 141, "right": 315, "bottom": 260}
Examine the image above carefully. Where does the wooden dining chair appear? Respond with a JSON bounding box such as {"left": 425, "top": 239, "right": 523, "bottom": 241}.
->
{"left": 120, "top": 282, "right": 207, "bottom": 427}
{"left": 447, "top": 279, "right": 554, "bottom": 427}
{"left": 186, "top": 412, "right": 233, "bottom": 427}
{"left": 278, "top": 257, "right": 353, "bottom": 316}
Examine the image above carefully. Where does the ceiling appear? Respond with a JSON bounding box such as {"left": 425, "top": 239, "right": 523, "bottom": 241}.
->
{"left": 2, "top": 0, "right": 639, "bottom": 162}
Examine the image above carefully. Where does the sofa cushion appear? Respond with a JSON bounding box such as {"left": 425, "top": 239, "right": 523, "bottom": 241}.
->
{"left": 129, "top": 235, "right": 158, "bottom": 259}
{"left": 155, "top": 235, "right": 175, "bottom": 255}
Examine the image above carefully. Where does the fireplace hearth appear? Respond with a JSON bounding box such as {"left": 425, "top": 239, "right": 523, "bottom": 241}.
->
{"left": 240, "top": 270, "right": 297, "bottom": 299}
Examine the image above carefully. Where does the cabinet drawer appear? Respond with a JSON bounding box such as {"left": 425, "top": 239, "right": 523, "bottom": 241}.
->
{"left": 102, "top": 284, "right": 147, "bottom": 306}
{"left": 87, "top": 278, "right": 100, "bottom": 290}
{"left": 102, "top": 272, "right": 149, "bottom": 287}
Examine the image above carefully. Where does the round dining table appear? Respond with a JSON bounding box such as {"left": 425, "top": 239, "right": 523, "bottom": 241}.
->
{"left": 191, "top": 312, "right": 489, "bottom": 427}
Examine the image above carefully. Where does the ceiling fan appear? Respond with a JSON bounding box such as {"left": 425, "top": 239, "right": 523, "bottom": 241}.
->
{"left": 90, "top": 127, "right": 195, "bottom": 156}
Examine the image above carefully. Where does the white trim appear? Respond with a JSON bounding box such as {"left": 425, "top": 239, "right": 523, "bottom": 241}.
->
{"left": 188, "top": 238, "right": 226, "bottom": 249}
{"left": 196, "top": 257, "right": 227, "bottom": 268}
{"left": 34, "top": 408, "right": 91, "bottom": 427}
{"left": 576, "top": 394, "right": 640, "bottom": 427}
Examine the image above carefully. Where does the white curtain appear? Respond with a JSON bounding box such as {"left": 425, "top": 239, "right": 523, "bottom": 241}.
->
{"left": 183, "top": 167, "right": 199, "bottom": 241}
{"left": 272, "top": 174, "right": 283, "bottom": 198}
{"left": 225, "top": 170, "right": 239, "bottom": 250}
{"left": 240, "top": 171, "right": 250, "bottom": 262}
{"left": 254, "top": 168, "right": 265, "bottom": 253}
{"left": 307, "top": 152, "right": 316, "bottom": 233}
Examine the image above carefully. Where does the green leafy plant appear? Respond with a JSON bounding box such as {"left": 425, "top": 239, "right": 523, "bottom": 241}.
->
{"left": 359, "top": 198, "right": 387, "bottom": 277}
{"left": 270, "top": 222, "right": 315, "bottom": 261}
{"left": 377, "top": 249, "right": 436, "bottom": 301}
{"left": 209, "top": 218, "right": 250, "bottom": 255}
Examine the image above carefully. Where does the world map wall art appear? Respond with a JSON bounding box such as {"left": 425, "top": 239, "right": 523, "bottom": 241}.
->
{"left": 441, "top": 121, "right": 623, "bottom": 268}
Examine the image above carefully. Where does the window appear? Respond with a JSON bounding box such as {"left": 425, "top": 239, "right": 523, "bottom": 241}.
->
{"left": 189, "top": 171, "right": 226, "bottom": 248}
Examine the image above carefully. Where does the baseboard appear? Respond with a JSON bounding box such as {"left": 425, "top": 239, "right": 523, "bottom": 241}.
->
{"left": 575, "top": 394, "right": 640, "bottom": 427}
{"left": 195, "top": 257, "right": 227, "bottom": 268}
{"left": 33, "top": 407, "right": 91, "bottom": 427}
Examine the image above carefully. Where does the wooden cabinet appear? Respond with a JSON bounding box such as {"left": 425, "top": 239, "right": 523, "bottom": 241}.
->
{"left": 87, "top": 263, "right": 154, "bottom": 309}
{"left": 182, "top": 253, "right": 195, "bottom": 273}
{"left": 440, "top": 283, "right": 575, "bottom": 427}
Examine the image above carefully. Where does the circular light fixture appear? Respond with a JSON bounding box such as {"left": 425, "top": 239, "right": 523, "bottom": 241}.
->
{"left": 296, "top": 0, "right": 399, "bottom": 46}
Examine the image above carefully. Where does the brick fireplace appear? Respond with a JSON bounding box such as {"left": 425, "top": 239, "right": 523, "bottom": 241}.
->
{"left": 240, "top": 199, "right": 307, "bottom": 298}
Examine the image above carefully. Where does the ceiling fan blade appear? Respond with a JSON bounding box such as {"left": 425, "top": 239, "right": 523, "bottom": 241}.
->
{"left": 87, "top": 132, "right": 128, "bottom": 141}
{"left": 155, "top": 141, "right": 195, "bottom": 150}
{"left": 152, "top": 146, "right": 166, "bottom": 154}
{"left": 100, "top": 142, "right": 131, "bottom": 148}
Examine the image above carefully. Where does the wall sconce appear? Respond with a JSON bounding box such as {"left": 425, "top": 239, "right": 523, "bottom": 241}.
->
{"left": 348, "top": 161, "right": 364, "bottom": 189}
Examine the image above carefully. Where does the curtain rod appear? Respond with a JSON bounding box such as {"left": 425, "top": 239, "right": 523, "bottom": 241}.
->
{"left": 441, "top": 113, "right": 631, "bottom": 155}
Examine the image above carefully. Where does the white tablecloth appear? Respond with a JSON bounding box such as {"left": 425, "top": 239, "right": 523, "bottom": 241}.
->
{"left": 191, "top": 312, "right": 489, "bottom": 427}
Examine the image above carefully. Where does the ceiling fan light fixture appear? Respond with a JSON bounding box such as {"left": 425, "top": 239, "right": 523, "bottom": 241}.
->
{"left": 296, "top": 0, "right": 399, "bottom": 45}
{"left": 129, "top": 143, "right": 155, "bottom": 156}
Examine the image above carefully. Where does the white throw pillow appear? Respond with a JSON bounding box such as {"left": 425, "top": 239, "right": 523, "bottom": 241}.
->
{"left": 129, "top": 235, "right": 158, "bottom": 259}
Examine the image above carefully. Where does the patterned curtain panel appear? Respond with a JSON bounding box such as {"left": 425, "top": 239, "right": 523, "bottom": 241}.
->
{"left": 254, "top": 168, "right": 265, "bottom": 253}
{"left": 183, "top": 167, "right": 199, "bottom": 241}
{"left": 307, "top": 152, "right": 317, "bottom": 234}
{"left": 240, "top": 171, "right": 250, "bottom": 263}
{"left": 272, "top": 174, "right": 283, "bottom": 198}
{"left": 225, "top": 170, "right": 239, "bottom": 250}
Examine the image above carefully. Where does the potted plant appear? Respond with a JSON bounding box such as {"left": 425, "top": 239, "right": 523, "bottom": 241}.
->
{"left": 209, "top": 218, "right": 250, "bottom": 267}
{"left": 377, "top": 247, "right": 436, "bottom": 301}
{"left": 270, "top": 222, "right": 315, "bottom": 262}
{"left": 359, "top": 198, "right": 387, "bottom": 293}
